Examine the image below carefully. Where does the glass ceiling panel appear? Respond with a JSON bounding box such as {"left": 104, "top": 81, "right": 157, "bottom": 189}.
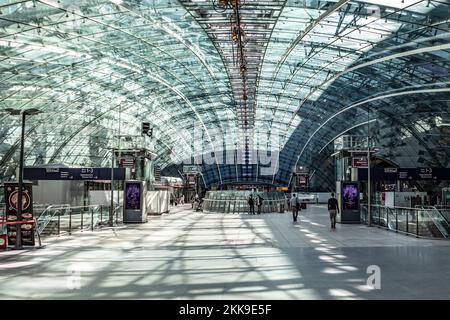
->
{"left": 0, "top": 0, "right": 448, "bottom": 187}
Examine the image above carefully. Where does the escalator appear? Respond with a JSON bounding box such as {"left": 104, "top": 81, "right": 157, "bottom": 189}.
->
{"left": 434, "top": 206, "right": 450, "bottom": 224}
{"left": 417, "top": 206, "right": 450, "bottom": 239}
{"left": 363, "top": 205, "right": 450, "bottom": 239}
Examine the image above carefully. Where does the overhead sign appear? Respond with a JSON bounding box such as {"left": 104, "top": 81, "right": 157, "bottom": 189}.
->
{"left": 358, "top": 168, "right": 450, "bottom": 181}
{"left": 154, "top": 166, "right": 161, "bottom": 182}
{"left": 24, "top": 167, "right": 126, "bottom": 180}
{"left": 298, "top": 175, "right": 307, "bottom": 184}
{"left": 119, "top": 157, "right": 135, "bottom": 168}
{"left": 188, "top": 175, "right": 196, "bottom": 185}
{"left": 183, "top": 165, "right": 200, "bottom": 174}
{"left": 352, "top": 157, "right": 368, "bottom": 168}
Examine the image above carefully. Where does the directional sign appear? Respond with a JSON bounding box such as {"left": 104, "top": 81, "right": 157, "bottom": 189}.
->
{"left": 358, "top": 168, "right": 448, "bottom": 181}
{"left": 183, "top": 165, "right": 200, "bottom": 174}
{"left": 352, "top": 157, "right": 368, "bottom": 168}
{"left": 119, "top": 157, "right": 135, "bottom": 168}
{"left": 24, "top": 167, "right": 125, "bottom": 180}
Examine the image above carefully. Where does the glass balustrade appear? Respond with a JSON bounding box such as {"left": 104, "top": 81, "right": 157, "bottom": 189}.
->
{"left": 361, "top": 204, "right": 450, "bottom": 239}
{"left": 203, "top": 191, "right": 287, "bottom": 214}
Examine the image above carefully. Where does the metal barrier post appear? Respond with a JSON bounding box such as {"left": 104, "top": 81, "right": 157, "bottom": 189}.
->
{"left": 395, "top": 211, "right": 398, "bottom": 232}
{"left": 115, "top": 206, "right": 118, "bottom": 225}
{"left": 100, "top": 205, "right": 103, "bottom": 224}
{"left": 58, "top": 212, "right": 60, "bottom": 236}
{"left": 386, "top": 208, "right": 389, "bottom": 228}
{"left": 81, "top": 208, "right": 84, "bottom": 231}
{"left": 34, "top": 218, "right": 42, "bottom": 248}
{"left": 406, "top": 210, "right": 409, "bottom": 234}
{"left": 416, "top": 210, "right": 419, "bottom": 237}
{"left": 91, "top": 208, "right": 94, "bottom": 231}
{"left": 69, "top": 209, "right": 72, "bottom": 235}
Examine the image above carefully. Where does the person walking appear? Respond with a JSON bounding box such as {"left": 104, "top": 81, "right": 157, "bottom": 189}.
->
{"left": 328, "top": 193, "right": 339, "bottom": 229}
{"left": 248, "top": 194, "right": 255, "bottom": 215}
{"left": 256, "top": 195, "right": 264, "bottom": 214}
{"left": 290, "top": 194, "right": 300, "bottom": 222}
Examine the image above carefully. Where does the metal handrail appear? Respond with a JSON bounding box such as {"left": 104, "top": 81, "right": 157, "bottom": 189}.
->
{"left": 37, "top": 204, "right": 122, "bottom": 236}
{"left": 36, "top": 204, "right": 70, "bottom": 235}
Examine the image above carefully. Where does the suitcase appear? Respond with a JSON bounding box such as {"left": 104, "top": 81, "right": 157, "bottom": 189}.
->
{"left": 301, "top": 203, "right": 306, "bottom": 209}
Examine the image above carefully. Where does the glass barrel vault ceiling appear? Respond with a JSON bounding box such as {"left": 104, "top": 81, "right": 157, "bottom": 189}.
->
{"left": 0, "top": 0, "right": 449, "bottom": 188}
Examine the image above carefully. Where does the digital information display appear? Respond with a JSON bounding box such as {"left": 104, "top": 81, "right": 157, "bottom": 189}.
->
{"left": 342, "top": 183, "right": 359, "bottom": 211}
{"left": 358, "top": 168, "right": 450, "bottom": 181}
{"left": 24, "top": 167, "right": 125, "bottom": 181}
{"left": 125, "top": 182, "right": 141, "bottom": 210}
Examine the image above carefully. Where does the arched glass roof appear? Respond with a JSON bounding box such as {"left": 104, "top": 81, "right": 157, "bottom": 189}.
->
{"left": 0, "top": 0, "right": 449, "bottom": 188}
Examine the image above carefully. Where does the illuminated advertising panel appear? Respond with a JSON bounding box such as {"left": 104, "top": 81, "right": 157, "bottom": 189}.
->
{"left": 125, "top": 182, "right": 141, "bottom": 210}
{"left": 341, "top": 182, "right": 359, "bottom": 211}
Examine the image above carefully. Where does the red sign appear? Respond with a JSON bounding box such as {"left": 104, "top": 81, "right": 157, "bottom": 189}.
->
{"left": 297, "top": 175, "right": 308, "bottom": 188}
{"left": 119, "top": 157, "right": 135, "bottom": 168}
{"left": 0, "top": 235, "right": 7, "bottom": 250}
{"left": 352, "top": 158, "right": 368, "bottom": 168}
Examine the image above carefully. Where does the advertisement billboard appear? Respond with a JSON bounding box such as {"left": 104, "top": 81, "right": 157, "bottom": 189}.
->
{"left": 4, "top": 182, "right": 34, "bottom": 246}
{"left": 125, "top": 182, "right": 141, "bottom": 210}
{"left": 341, "top": 182, "right": 359, "bottom": 211}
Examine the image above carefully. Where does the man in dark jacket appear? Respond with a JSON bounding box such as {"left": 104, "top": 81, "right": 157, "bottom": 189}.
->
{"left": 328, "top": 193, "right": 339, "bottom": 229}
{"left": 256, "top": 195, "right": 264, "bottom": 214}
{"left": 248, "top": 195, "right": 255, "bottom": 215}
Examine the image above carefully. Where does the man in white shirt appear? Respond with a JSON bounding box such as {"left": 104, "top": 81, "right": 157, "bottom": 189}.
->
{"left": 290, "top": 194, "right": 300, "bottom": 222}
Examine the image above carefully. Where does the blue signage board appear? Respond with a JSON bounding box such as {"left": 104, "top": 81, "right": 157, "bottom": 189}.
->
{"left": 358, "top": 168, "right": 450, "bottom": 181}
{"left": 24, "top": 167, "right": 125, "bottom": 181}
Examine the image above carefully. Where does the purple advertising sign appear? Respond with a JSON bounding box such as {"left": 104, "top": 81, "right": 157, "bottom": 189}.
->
{"left": 342, "top": 183, "right": 359, "bottom": 211}
{"left": 125, "top": 183, "right": 141, "bottom": 210}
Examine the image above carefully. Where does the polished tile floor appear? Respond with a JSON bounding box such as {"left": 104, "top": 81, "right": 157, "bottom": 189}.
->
{"left": 1, "top": 205, "right": 449, "bottom": 299}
